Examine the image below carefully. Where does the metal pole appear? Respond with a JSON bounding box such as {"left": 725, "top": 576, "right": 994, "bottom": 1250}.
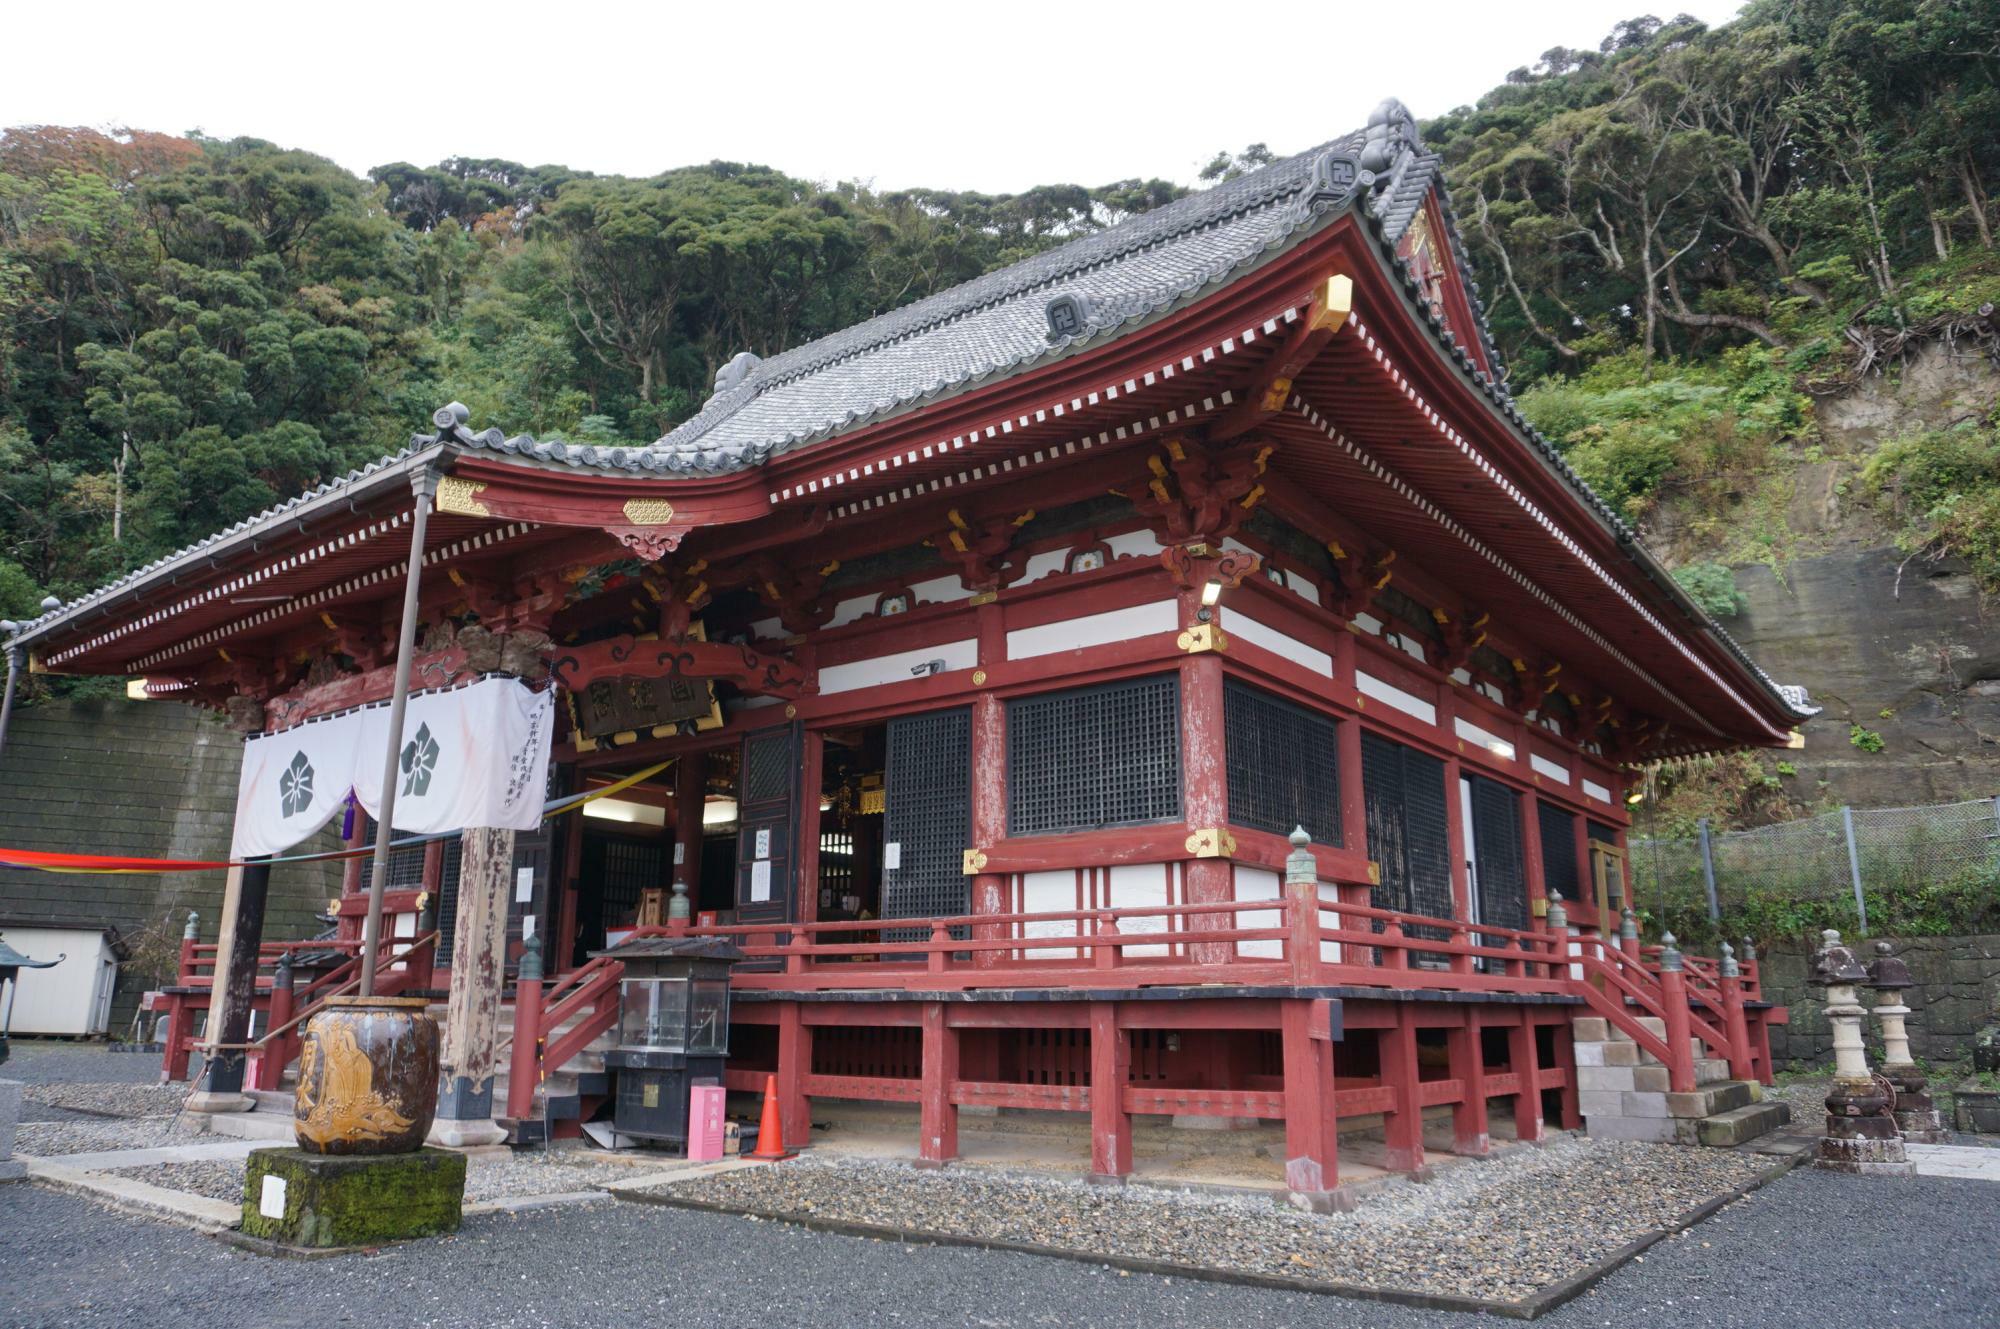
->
{"left": 1698, "top": 817, "right": 1720, "bottom": 924}
{"left": 359, "top": 470, "right": 438, "bottom": 996}
{"left": 0, "top": 641, "right": 22, "bottom": 768}
{"left": 1841, "top": 805, "right": 1868, "bottom": 936}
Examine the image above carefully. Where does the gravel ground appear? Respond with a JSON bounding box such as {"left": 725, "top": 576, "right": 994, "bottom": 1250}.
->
{"left": 1, "top": 1041, "right": 163, "bottom": 1086}
{"left": 638, "top": 1140, "right": 1771, "bottom": 1304}
{"left": 22, "top": 1081, "right": 190, "bottom": 1118}
{"left": 0, "top": 1166, "right": 1992, "bottom": 1329}
{"left": 109, "top": 1152, "right": 658, "bottom": 1204}
{"left": 13, "top": 1114, "right": 204, "bottom": 1157}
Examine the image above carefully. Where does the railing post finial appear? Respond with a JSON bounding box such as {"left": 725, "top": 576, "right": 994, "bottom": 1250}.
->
{"left": 1658, "top": 931, "right": 1683, "bottom": 972}
{"left": 1741, "top": 936, "right": 1756, "bottom": 964}
{"left": 1285, "top": 826, "right": 1315, "bottom": 889}
{"left": 183, "top": 910, "right": 199, "bottom": 940}
{"left": 519, "top": 930, "right": 543, "bottom": 983}
{"left": 1545, "top": 891, "right": 1567, "bottom": 932}
{"left": 272, "top": 951, "right": 294, "bottom": 990}
{"left": 1718, "top": 941, "right": 1739, "bottom": 978}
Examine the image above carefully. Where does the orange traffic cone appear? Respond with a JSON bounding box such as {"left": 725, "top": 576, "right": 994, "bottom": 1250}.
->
{"left": 750, "top": 1073, "right": 794, "bottom": 1161}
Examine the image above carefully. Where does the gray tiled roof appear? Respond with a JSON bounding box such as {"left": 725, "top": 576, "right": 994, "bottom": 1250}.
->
{"left": 457, "top": 116, "right": 1440, "bottom": 479}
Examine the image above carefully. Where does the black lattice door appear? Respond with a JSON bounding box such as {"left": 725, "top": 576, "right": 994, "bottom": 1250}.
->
{"left": 735, "top": 726, "right": 800, "bottom": 934}
{"left": 882, "top": 707, "right": 972, "bottom": 942}
{"left": 1361, "top": 731, "right": 1453, "bottom": 956}
{"left": 1466, "top": 775, "right": 1526, "bottom": 965}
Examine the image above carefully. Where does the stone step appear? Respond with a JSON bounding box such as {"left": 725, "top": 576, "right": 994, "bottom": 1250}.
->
{"left": 1696, "top": 1057, "right": 1732, "bottom": 1086}
{"left": 1697, "top": 1100, "right": 1792, "bottom": 1148}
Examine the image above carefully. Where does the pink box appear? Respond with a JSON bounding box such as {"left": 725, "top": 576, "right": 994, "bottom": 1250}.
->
{"left": 687, "top": 1083, "right": 726, "bottom": 1161}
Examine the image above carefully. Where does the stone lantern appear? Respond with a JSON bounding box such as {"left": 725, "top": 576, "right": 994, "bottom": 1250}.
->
{"left": 1865, "top": 941, "right": 1945, "bottom": 1143}
{"left": 1806, "top": 929, "right": 1911, "bottom": 1176}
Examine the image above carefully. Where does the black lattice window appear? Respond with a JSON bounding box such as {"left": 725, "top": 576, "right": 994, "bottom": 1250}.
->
{"left": 1468, "top": 776, "right": 1526, "bottom": 937}
{"left": 743, "top": 731, "right": 791, "bottom": 805}
{"left": 1225, "top": 679, "right": 1341, "bottom": 845}
{"left": 883, "top": 707, "right": 972, "bottom": 927}
{"left": 1008, "top": 676, "right": 1181, "bottom": 836}
{"left": 600, "top": 838, "right": 663, "bottom": 925}
{"left": 1361, "top": 732, "right": 1453, "bottom": 941}
{"left": 433, "top": 836, "right": 464, "bottom": 966}
{"left": 1538, "top": 802, "right": 1579, "bottom": 903}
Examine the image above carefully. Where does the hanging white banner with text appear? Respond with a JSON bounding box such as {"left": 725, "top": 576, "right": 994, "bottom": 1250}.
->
{"left": 231, "top": 677, "right": 554, "bottom": 858}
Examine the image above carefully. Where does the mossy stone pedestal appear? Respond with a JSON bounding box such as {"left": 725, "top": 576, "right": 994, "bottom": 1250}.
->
{"left": 241, "top": 1146, "right": 466, "bottom": 1251}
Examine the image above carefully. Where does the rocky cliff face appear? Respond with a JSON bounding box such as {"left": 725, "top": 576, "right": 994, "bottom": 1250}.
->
{"left": 1668, "top": 342, "right": 2000, "bottom": 810}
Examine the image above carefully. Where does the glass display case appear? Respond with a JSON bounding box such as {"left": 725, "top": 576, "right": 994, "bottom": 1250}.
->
{"left": 593, "top": 936, "right": 744, "bottom": 1149}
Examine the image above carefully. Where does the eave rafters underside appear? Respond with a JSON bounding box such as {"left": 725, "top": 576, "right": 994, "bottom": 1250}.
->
{"left": 1276, "top": 317, "right": 1790, "bottom": 747}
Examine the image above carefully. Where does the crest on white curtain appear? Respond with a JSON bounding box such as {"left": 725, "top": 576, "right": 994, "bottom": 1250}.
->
{"left": 232, "top": 677, "right": 553, "bottom": 857}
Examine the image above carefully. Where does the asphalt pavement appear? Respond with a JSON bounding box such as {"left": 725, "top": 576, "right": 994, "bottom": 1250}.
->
{"left": 1, "top": 1165, "right": 1992, "bottom": 1329}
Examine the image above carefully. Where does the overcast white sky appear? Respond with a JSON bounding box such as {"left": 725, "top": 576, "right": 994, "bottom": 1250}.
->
{"left": 3, "top": 1, "right": 1747, "bottom": 192}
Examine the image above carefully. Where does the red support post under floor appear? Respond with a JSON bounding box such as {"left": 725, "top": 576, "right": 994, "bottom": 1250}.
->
{"left": 1089, "top": 1002, "right": 1132, "bottom": 1182}
{"left": 1379, "top": 1014, "right": 1426, "bottom": 1173}
{"left": 1280, "top": 997, "right": 1340, "bottom": 1203}
{"left": 1447, "top": 1008, "right": 1489, "bottom": 1155}
{"left": 1507, "top": 1012, "right": 1546, "bottom": 1143}
{"left": 777, "top": 1001, "right": 811, "bottom": 1149}
{"left": 919, "top": 1002, "right": 959, "bottom": 1166}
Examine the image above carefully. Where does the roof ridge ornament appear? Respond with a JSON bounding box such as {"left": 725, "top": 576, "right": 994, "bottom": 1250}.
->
{"left": 1044, "top": 292, "right": 1096, "bottom": 343}
{"left": 713, "top": 351, "right": 762, "bottom": 399}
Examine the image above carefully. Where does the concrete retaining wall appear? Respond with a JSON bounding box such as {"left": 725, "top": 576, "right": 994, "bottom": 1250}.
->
{"left": 0, "top": 698, "right": 343, "bottom": 1034}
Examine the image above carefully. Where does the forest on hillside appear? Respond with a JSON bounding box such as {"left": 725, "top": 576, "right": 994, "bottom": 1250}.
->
{"left": 1, "top": 0, "right": 1997, "bottom": 639}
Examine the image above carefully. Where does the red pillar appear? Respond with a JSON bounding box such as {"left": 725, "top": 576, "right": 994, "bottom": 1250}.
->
{"left": 1446, "top": 1008, "right": 1489, "bottom": 1155}
{"left": 1088, "top": 1002, "right": 1132, "bottom": 1182}
{"left": 1379, "top": 1013, "right": 1426, "bottom": 1172}
{"left": 1720, "top": 972, "right": 1755, "bottom": 1083}
{"left": 1280, "top": 998, "right": 1340, "bottom": 1204}
{"left": 1179, "top": 652, "right": 1231, "bottom": 965}
{"left": 507, "top": 961, "right": 542, "bottom": 1120}
{"left": 672, "top": 751, "right": 705, "bottom": 914}
{"left": 918, "top": 1002, "right": 959, "bottom": 1166}
{"left": 970, "top": 693, "right": 1008, "bottom": 969}
{"left": 1660, "top": 966, "right": 1697, "bottom": 1093}
{"left": 1507, "top": 1012, "right": 1546, "bottom": 1142}
{"left": 776, "top": 1001, "right": 811, "bottom": 1147}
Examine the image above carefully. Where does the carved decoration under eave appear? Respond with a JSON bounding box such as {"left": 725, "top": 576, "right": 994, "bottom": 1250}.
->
{"left": 1158, "top": 542, "right": 1262, "bottom": 596}
{"left": 435, "top": 475, "right": 491, "bottom": 517}
{"left": 1122, "top": 437, "right": 1271, "bottom": 546}
{"left": 711, "top": 553, "right": 836, "bottom": 638}
{"left": 925, "top": 507, "right": 1033, "bottom": 595}
{"left": 548, "top": 634, "right": 806, "bottom": 699}
{"left": 1435, "top": 607, "right": 1490, "bottom": 677}
{"left": 604, "top": 525, "right": 682, "bottom": 563}
{"left": 1325, "top": 540, "right": 1396, "bottom": 620}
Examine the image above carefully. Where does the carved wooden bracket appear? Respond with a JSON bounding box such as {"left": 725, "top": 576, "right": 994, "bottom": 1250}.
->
{"left": 1435, "top": 607, "right": 1491, "bottom": 677}
{"left": 549, "top": 634, "right": 805, "bottom": 698}
{"left": 926, "top": 508, "right": 1033, "bottom": 595}
{"left": 1325, "top": 540, "right": 1396, "bottom": 619}
{"left": 1159, "top": 542, "right": 1262, "bottom": 595}
{"left": 604, "top": 525, "right": 683, "bottom": 563}
{"left": 1125, "top": 437, "right": 1271, "bottom": 545}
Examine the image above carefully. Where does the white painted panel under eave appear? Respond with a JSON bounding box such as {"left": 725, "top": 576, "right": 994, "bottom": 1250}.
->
{"left": 1104, "top": 530, "right": 1164, "bottom": 561}
{"left": 1227, "top": 612, "right": 1332, "bottom": 677}
{"left": 817, "top": 638, "right": 979, "bottom": 695}
{"left": 1583, "top": 779, "right": 1612, "bottom": 804}
{"left": 1531, "top": 754, "right": 1572, "bottom": 785}
{"left": 1234, "top": 865, "right": 1283, "bottom": 959}
{"left": 1285, "top": 571, "right": 1321, "bottom": 606}
{"left": 909, "top": 575, "right": 973, "bottom": 606}
{"left": 827, "top": 594, "right": 877, "bottom": 628}
{"left": 1017, "top": 548, "right": 1069, "bottom": 587}
{"left": 1357, "top": 671, "right": 1437, "bottom": 726}
{"left": 1006, "top": 600, "right": 1179, "bottom": 661}
{"left": 1454, "top": 717, "right": 1517, "bottom": 762}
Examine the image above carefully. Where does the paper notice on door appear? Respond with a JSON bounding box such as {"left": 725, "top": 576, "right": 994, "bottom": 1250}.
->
{"left": 673, "top": 842, "right": 685, "bottom": 865}
{"left": 883, "top": 842, "right": 902, "bottom": 871}
{"left": 515, "top": 866, "right": 534, "bottom": 903}
{"left": 754, "top": 827, "right": 771, "bottom": 860}
{"left": 522, "top": 915, "right": 537, "bottom": 940}
{"left": 750, "top": 859, "right": 772, "bottom": 902}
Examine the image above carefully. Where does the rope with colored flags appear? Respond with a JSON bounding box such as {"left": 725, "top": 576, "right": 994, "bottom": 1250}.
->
{"left": 0, "top": 760, "right": 672, "bottom": 875}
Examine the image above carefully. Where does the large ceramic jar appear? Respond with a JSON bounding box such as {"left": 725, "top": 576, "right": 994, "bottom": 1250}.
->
{"left": 294, "top": 995, "right": 440, "bottom": 1155}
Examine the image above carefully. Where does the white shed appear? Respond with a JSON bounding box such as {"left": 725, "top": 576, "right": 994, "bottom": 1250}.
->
{"left": 0, "top": 926, "right": 121, "bottom": 1036}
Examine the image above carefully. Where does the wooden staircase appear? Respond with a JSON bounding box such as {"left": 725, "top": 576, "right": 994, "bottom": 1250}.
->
{"left": 484, "top": 999, "right": 621, "bottom": 1144}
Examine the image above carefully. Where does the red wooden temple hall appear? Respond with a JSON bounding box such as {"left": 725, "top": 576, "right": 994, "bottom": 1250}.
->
{"left": 6, "top": 100, "right": 1813, "bottom": 1202}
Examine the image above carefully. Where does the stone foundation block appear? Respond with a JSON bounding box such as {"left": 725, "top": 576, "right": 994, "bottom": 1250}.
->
{"left": 1632, "top": 1066, "right": 1670, "bottom": 1093}
{"left": 1602, "top": 1041, "right": 1643, "bottom": 1068}
{"left": 241, "top": 1147, "right": 466, "bottom": 1249}
{"left": 1587, "top": 1115, "right": 1679, "bottom": 1143}
{"left": 1698, "top": 1101, "right": 1791, "bottom": 1147}
{"left": 1574, "top": 1041, "right": 1608, "bottom": 1067}
{"left": 1576, "top": 1066, "right": 1636, "bottom": 1093}
{"left": 1571, "top": 1018, "right": 1611, "bottom": 1043}
{"left": 1578, "top": 1090, "right": 1625, "bottom": 1118}
{"left": 1623, "top": 1091, "right": 1671, "bottom": 1118}
{"left": 1632, "top": 1016, "right": 1666, "bottom": 1039}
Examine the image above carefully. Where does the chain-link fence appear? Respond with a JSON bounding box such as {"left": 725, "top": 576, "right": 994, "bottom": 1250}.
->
{"left": 1632, "top": 797, "right": 2000, "bottom": 936}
